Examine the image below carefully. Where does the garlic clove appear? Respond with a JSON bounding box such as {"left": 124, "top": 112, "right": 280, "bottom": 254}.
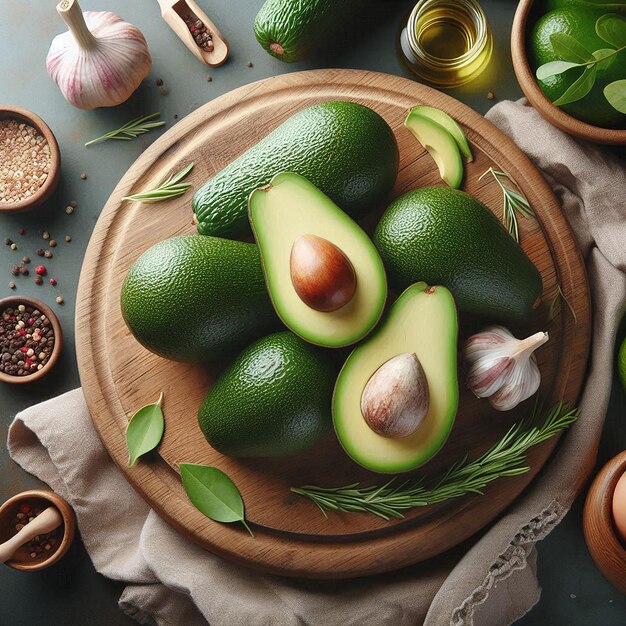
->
{"left": 361, "top": 353, "right": 430, "bottom": 438}
{"left": 464, "top": 326, "right": 548, "bottom": 411}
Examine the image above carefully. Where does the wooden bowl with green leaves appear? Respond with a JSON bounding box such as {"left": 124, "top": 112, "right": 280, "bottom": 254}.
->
{"left": 511, "top": 0, "right": 626, "bottom": 145}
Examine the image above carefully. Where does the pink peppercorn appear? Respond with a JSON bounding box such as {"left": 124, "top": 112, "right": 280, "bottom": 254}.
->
{"left": 35, "top": 265, "right": 46, "bottom": 276}
{"left": 49, "top": 278, "right": 57, "bottom": 286}
{"left": 28, "top": 318, "right": 34, "bottom": 325}
{"left": 20, "top": 504, "right": 31, "bottom": 514}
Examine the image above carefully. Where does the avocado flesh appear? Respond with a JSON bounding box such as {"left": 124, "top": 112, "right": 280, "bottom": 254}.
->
{"left": 407, "top": 106, "right": 473, "bottom": 161}
{"left": 374, "top": 187, "right": 543, "bottom": 323}
{"left": 333, "top": 283, "right": 458, "bottom": 474}
{"left": 198, "top": 331, "right": 334, "bottom": 458}
{"left": 249, "top": 172, "right": 387, "bottom": 348}
{"left": 193, "top": 101, "right": 399, "bottom": 239}
{"left": 404, "top": 112, "right": 464, "bottom": 189}
{"left": 120, "top": 235, "right": 278, "bottom": 363}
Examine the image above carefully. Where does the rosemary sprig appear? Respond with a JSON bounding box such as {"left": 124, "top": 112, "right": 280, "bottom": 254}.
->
{"left": 122, "top": 163, "right": 194, "bottom": 203}
{"left": 85, "top": 112, "right": 166, "bottom": 147}
{"left": 479, "top": 167, "right": 535, "bottom": 243}
{"left": 292, "top": 402, "right": 578, "bottom": 520}
{"left": 548, "top": 283, "right": 578, "bottom": 323}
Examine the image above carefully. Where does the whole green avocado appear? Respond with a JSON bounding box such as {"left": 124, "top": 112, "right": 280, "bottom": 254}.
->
{"left": 120, "top": 235, "right": 278, "bottom": 363}
{"left": 373, "top": 187, "right": 543, "bottom": 323}
{"left": 192, "top": 101, "right": 399, "bottom": 239}
{"left": 198, "top": 331, "right": 335, "bottom": 458}
{"left": 254, "top": 0, "right": 370, "bottom": 62}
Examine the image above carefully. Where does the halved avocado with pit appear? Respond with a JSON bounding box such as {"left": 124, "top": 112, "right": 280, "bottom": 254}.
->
{"left": 249, "top": 172, "right": 387, "bottom": 348}
{"left": 333, "top": 282, "right": 459, "bottom": 474}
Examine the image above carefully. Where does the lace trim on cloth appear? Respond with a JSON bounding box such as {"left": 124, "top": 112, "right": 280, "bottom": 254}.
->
{"left": 450, "top": 500, "right": 566, "bottom": 626}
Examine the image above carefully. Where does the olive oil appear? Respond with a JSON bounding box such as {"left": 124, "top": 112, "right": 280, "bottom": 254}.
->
{"left": 400, "top": 0, "right": 493, "bottom": 87}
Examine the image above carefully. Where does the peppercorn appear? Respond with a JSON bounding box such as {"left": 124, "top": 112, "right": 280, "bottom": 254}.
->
{"left": 10, "top": 243, "right": 17, "bottom": 250}
{"left": 247, "top": 61, "right": 253, "bottom": 68}
{"left": 8, "top": 281, "right": 15, "bottom": 289}
{"left": 206, "top": 75, "right": 212, "bottom": 82}
{"left": 80, "top": 172, "right": 87, "bottom": 180}
{"left": 487, "top": 91, "right": 495, "bottom": 100}
{"left": 18, "top": 229, "right": 25, "bottom": 236}
{"left": 69, "top": 200, "right": 77, "bottom": 208}
{"left": 35, "top": 265, "right": 46, "bottom": 276}
{"left": 50, "top": 278, "right": 57, "bottom": 286}
{"left": 35, "top": 248, "right": 45, "bottom": 257}
{"left": 10, "top": 265, "right": 19, "bottom": 276}
{"left": 49, "top": 240, "right": 57, "bottom": 248}
{"left": 55, "top": 296, "right": 64, "bottom": 305}
{"left": 44, "top": 250, "right": 53, "bottom": 259}
{"left": 34, "top": 276, "right": 43, "bottom": 285}
{"left": 19, "top": 266, "right": 29, "bottom": 276}
{"left": 4, "top": 237, "right": 13, "bottom": 246}
{"left": 65, "top": 205, "right": 74, "bottom": 215}
{"left": 156, "top": 77, "right": 164, "bottom": 86}
{"left": 22, "top": 256, "right": 30, "bottom": 264}
{"left": 65, "top": 235, "right": 72, "bottom": 243}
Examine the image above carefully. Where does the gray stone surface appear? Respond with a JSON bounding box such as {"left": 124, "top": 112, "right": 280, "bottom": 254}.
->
{"left": 0, "top": 0, "right": 624, "bottom": 623}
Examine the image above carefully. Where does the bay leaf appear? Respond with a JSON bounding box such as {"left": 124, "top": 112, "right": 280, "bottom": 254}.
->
{"left": 604, "top": 80, "right": 626, "bottom": 113}
{"left": 553, "top": 65, "right": 598, "bottom": 106}
{"left": 536, "top": 60, "right": 583, "bottom": 80}
{"left": 596, "top": 14, "right": 626, "bottom": 48}
{"left": 550, "top": 32, "right": 595, "bottom": 62}
{"left": 180, "top": 464, "right": 254, "bottom": 536}
{"left": 126, "top": 392, "right": 165, "bottom": 466}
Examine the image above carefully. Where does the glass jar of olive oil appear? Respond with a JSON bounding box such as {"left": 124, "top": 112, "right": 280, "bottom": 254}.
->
{"left": 400, "top": 0, "right": 493, "bottom": 88}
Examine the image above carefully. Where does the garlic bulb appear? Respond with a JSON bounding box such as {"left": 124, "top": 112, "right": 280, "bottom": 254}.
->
{"left": 46, "top": 0, "right": 151, "bottom": 110}
{"left": 464, "top": 326, "right": 549, "bottom": 412}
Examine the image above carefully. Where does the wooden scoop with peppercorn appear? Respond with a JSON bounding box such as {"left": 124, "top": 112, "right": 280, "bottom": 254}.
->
{"left": 0, "top": 506, "right": 62, "bottom": 564}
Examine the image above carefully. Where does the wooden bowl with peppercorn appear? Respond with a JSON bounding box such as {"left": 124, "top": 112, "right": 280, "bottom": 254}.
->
{"left": 0, "top": 296, "right": 63, "bottom": 384}
{"left": 0, "top": 490, "right": 75, "bottom": 571}
{"left": 0, "top": 105, "right": 61, "bottom": 213}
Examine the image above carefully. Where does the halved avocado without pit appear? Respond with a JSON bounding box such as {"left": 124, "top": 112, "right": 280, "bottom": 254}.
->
{"left": 249, "top": 172, "right": 387, "bottom": 348}
{"left": 333, "top": 282, "right": 459, "bottom": 474}
{"left": 405, "top": 108, "right": 464, "bottom": 188}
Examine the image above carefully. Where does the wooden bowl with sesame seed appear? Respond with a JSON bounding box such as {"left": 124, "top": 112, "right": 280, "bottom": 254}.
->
{"left": 0, "top": 295, "right": 63, "bottom": 384}
{"left": 0, "top": 490, "right": 75, "bottom": 571}
{"left": 0, "top": 105, "right": 61, "bottom": 213}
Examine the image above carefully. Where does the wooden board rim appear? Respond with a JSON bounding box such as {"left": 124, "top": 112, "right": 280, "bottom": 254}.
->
{"left": 76, "top": 69, "right": 591, "bottom": 579}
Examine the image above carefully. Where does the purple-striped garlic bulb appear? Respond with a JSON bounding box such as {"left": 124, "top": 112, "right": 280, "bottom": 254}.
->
{"left": 46, "top": 0, "right": 151, "bottom": 110}
{"left": 464, "top": 326, "right": 549, "bottom": 412}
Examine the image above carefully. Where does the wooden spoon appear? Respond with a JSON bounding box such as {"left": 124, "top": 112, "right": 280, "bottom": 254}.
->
{"left": 0, "top": 507, "right": 63, "bottom": 564}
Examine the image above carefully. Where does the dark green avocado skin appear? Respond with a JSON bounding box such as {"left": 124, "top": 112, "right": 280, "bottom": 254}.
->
{"left": 254, "top": 0, "right": 369, "bottom": 62}
{"left": 198, "top": 331, "right": 335, "bottom": 458}
{"left": 120, "top": 235, "right": 279, "bottom": 363}
{"left": 373, "top": 187, "right": 543, "bottom": 323}
{"left": 192, "top": 101, "right": 398, "bottom": 239}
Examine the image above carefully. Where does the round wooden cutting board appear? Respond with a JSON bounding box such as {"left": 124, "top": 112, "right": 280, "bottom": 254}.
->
{"left": 76, "top": 69, "right": 590, "bottom": 579}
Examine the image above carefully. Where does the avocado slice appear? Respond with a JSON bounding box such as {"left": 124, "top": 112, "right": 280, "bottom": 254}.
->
{"left": 198, "top": 331, "right": 335, "bottom": 458}
{"left": 249, "top": 172, "right": 387, "bottom": 348}
{"left": 333, "top": 283, "right": 458, "bottom": 474}
{"left": 407, "top": 106, "right": 473, "bottom": 161}
{"left": 404, "top": 110, "right": 464, "bottom": 188}
{"left": 374, "top": 187, "right": 543, "bottom": 323}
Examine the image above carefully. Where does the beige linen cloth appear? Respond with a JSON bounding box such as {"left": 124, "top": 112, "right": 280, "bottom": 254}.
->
{"left": 7, "top": 99, "right": 626, "bottom": 626}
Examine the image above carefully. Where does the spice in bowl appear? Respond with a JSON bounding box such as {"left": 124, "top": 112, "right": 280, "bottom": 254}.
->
{"left": 0, "top": 303, "right": 56, "bottom": 378}
{"left": 9, "top": 503, "right": 61, "bottom": 560}
{"left": 0, "top": 119, "right": 51, "bottom": 204}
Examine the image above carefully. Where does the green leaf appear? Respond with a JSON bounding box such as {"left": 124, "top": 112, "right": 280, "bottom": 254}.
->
{"left": 553, "top": 65, "right": 598, "bottom": 106}
{"left": 592, "top": 48, "right": 617, "bottom": 70}
{"left": 604, "top": 80, "right": 626, "bottom": 113}
{"left": 550, "top": 32, "right": 595, "bottom": 62}
{"left": 180, "top": 464, "right": 254, "bottom": 536}
{"left": 596, "top": 14, "right": 626, "bottom": 48}
{"left": 126, "top": 393, "right": 165, "bottom": 466}
{"left": 536, "top": 60, "right": 583, "bottom": 80}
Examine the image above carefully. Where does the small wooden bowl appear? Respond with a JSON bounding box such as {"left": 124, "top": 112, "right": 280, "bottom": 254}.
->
{"left": 0, "top": 105, "right": 61, "bottom": 213}
{"left": 511, "top": 0, "right": 626, "bottom": 145}
{"left": 583, "top": 451, "right": 626, "bottom": 593}
{"left": 0, "top": 490, "right": 75, "bottom": 571}
{"left": 0, "top": 295, "right": 63, "bottom": 385}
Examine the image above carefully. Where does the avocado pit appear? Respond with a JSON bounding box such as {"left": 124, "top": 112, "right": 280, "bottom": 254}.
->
{"left": 360, "top": 352, "right": 430, "bottom": 439}
{"left": 290, "top": 234, "right": 357, "bottom": 312}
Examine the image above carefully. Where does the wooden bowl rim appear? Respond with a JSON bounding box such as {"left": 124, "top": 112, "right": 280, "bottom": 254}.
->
{"left": 511, "top": 0, "right": 626, "bottom": 146}
{"left": 583, "top": 451, "right": 626, "bottom": 592}
{"left": 0, "top": 489, "right": 75, "bottom": 571}
{"left": 0, "top": 295, "right": 63, "bottom": 384}
{"left": 0, "top": 104, "right": 61, "bottom": 213}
